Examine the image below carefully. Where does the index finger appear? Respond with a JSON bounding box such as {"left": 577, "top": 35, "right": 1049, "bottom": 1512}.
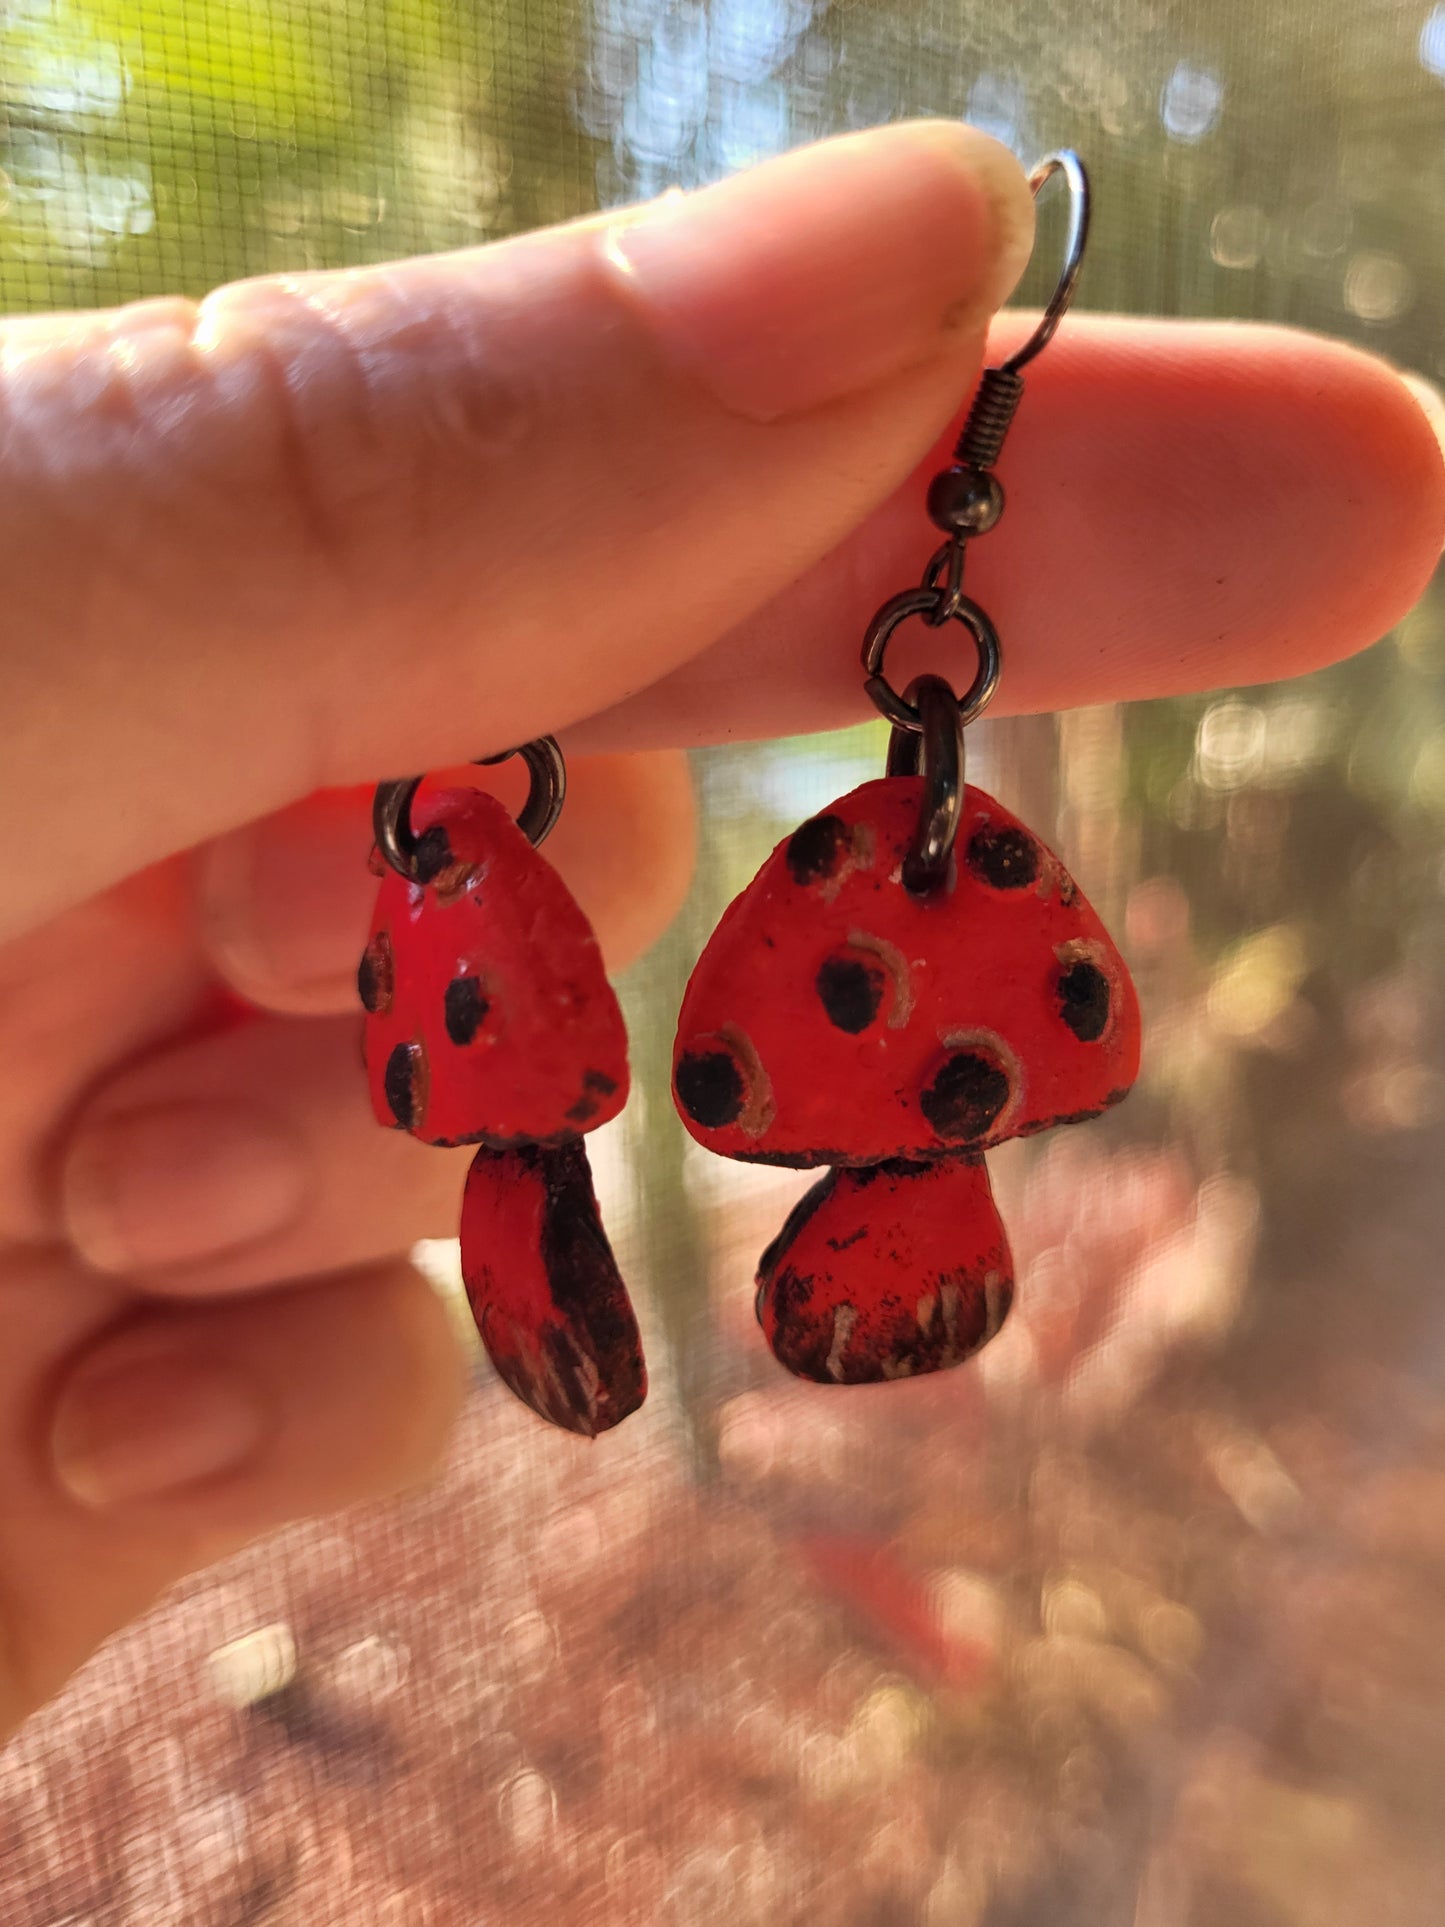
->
{"left": 573, "top": 316, "right": 1445, "bottom": 749}
{"left": 206, "top": 314, "right": 1445, "bottom": 1026}
{"left": 0, "top": 120, "right": 1035, "bottom": 942}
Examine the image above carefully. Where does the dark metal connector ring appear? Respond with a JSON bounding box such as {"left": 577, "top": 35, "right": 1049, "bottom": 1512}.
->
{"left": 862, "top": 587, "right": 1001, "bottom": 734}
{"left": 372, "top": 734, "right": 567, "bottom": 882}
{"left": 885, "top": 674, "right": 966, "bottom": 894}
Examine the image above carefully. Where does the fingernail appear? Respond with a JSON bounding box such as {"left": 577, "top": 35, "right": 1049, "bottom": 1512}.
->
{"left": 1402, "top": 371, "right": 1445, "bottom": 468}
{"left": 63, "top": 1102, "right": 309, "bottom": 1273}
{"left": 603, "top": 120, "right": 1035, "bottom": 422}
{"left": 53, "top": 1346, "right": 271, "bottom": 1506}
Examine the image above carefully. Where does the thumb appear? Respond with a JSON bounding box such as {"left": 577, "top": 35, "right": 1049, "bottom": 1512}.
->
{"left": 0, "top": 121, "right": 1033, "bottom": 940}
{"left": 0, "top": 1249, "right": 463, "bottom": 1734}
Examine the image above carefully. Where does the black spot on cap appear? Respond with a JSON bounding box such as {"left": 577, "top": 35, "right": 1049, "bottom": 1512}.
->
{"left": 1058, "top": 959, "right": 1111, "bottom": 1042}
{"left": 384, "top": 1039, "right": 428, "bottom": 1130}
{"left": 676, "top": 1047, "right": 745, "bottom": 1128}
{"left": 815, "top": 953, "right": 885, "bottom": 1033}
{"left": 786, "top": 814, "right": 848, "bottom": 887}
{"left": 966, "top": 823, "right": 1040, "bottom": 890}
{"left": 565, "top": 1069, "right": 621, "bottom": 1127}
{"left": 444, "top": 975, "right": 489, "bottom": 1046}
{"left": 357, "top": 931, "right": 394, "bottom": 1014}
{"left": 412, "top": 824, "right": 454, "bottom": 885}
{"left": 920, "top": 1050, "right": 1010, "bottom": 1143}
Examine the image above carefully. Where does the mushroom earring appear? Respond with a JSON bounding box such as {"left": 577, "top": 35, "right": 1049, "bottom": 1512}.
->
{"left": 360, "top": 744, "right": 646, "bottom": 1435}
{"left": 672, "top": 153, "right": 1142, "bottom": 1386}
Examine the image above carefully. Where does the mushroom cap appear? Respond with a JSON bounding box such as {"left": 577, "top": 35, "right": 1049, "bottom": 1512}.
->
{"left": 758, "top": 1155, "right": 1013, "bottom": 1384}
{"left": 362, "top": 787, "right": 628, "bottom": 1147}
{"left": 462, "top": 1141, "right": 646, "bottom": 1436}
{"left": 673, "top": 778, "right": 1140, "bottom": 1167}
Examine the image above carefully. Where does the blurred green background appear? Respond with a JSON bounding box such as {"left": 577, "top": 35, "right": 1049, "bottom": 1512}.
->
{"left": 4, "top": 4, "right": 1445, "bottom": 1923}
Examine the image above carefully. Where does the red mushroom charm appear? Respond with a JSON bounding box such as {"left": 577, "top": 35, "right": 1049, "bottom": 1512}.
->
{"left": 361, "top": 788, "right": 627, "bottom": 1148}
{"left": 360, "top": 784, "right": 644, "bottom": 1435}
{"left": 673, "top": 775, "right": 1140, "bottom": 1384}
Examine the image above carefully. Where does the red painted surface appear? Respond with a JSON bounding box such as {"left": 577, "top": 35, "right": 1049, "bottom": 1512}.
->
{"left": 461, "top": 1141, "right": 646, "bottom": 1438}
{"left": 361, "top": 787, "right": 628, "bottom": 1147}
{"left": 673, "top": 778, "right": 1139, "bottom": 1167}
{"left": 676, "top": 776, "right": 1141, "bottom": 1387}
{"left": 757, "top": 1156, "right": 1013, "bottom": 1384}
{"left": 361, "top": 783, "right": 644, "bottom": 1434}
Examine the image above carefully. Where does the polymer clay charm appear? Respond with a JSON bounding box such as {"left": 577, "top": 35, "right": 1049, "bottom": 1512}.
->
{"left": 361, "top": 786, "right": 627, "bottom": 1148}
{"left": 672, "top": 152, "right": 1142, "bottom": 1388}
{"left": 756, "top": 1157, "right": 1013, "bottom": 1386}
{"left": 460, "top": 1141, "right": 646, "bottom": 1437}
{"left": 361, "top": 747, "right": 645, "bottom": 1436}
{"left": 675, "top": 774, "right": 1139, "bottom": 1384}
{"left": 674, "top": 778, "right": 1138, "bottom": 1171}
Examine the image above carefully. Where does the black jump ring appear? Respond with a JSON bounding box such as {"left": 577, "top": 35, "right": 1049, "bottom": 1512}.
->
{"left": 885, "top": 674, "right": 965, "bottom": 894}
{"left": 922, "top": 540, "right": 967, "bottom": 622}
{"left": 861, "top": 587, "right": 1001, "bottom": 733}
{"left": 372, "top": 735, "right": 567, "bottom": 882}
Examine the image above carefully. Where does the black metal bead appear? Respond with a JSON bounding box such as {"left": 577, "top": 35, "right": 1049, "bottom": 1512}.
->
{"left": 926, "top": 465, "right": 1004, "bottom": 535}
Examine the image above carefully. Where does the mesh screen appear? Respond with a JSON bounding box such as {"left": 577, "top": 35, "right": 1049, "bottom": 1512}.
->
{"left": 4, "top": 3, "right": 1445, "bottom": 1923}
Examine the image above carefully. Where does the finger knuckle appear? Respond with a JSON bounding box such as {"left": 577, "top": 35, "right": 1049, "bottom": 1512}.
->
{"left": 187, "top": 270, "right": 538, "bottom": 573}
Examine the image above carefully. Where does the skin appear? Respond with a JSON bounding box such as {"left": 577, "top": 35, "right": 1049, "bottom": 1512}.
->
{"left": 0, "top": 120, "right": 1440, "bottom": 1739}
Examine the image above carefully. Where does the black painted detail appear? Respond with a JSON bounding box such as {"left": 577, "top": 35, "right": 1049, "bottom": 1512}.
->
{"left": 483, "top": 1141, "right": 645, "bottom": 1436}
{"left": 815, "top": 953, "right": 885, "bottom": 1033}
{"left": 537, "top": 1140, "right": 646, "bottom": 1429}
{"left": 966, "top": 823, "right": 1040, "bottom": 890}
{"left": 444, "top": 975, "right": 489, "bottom": 1046}
{"left": 564, "top": 1067, "right": 622, "bottom": 1128}
{"left": 786, "top": 813, "right": 849, "bottom": 886}
{"left": 920, "top": 1050, "right": 1010, "bottom": 1143}
{"left": 854, "top": 1155, "right": 933, "bottom": 1184}
{"left": 825, "top": 1225, "right": 867, "bottom": 1253}
{"left": 676, "top": 1047, "right": 745, "bottom": 1128}
{"left": 383, "top": 1039, "right": 427, "bottom": 1130}
{"left": 1057, "top": 959, "right": 1111, "bottom": 1042}
{"left": 357, "top": 931, "right": 394, "bottom": 1014}
{"left": 411, "top": 824, "right": 454, "bottom": 885}
{"left": 766, "top": 1264, "right": 817, "bottom": 1333}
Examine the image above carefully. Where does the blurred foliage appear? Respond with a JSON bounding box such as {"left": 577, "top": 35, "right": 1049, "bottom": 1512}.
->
{"left": 3, "top": 0, "right": 1444, "bottom": 1368}
{"left": 6, "top": 6, "right": 1445, "bottom": 1920}
{"left": 0, "top": 0, "right": 597, "bottom": 302}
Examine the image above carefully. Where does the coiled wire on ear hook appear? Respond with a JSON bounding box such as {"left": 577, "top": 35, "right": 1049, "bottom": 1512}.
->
{"left": 949, "top": 150, "right": 1091, "bottom": 475}
{"left": 862, "top": 149, "right": 1091, "bottom": 744}
{"left": 860, "top": 151, "right": 1091, "bottom": 892}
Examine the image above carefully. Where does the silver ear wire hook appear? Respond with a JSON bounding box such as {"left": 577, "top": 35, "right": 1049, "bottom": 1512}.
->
{"left": 946, "top": 148, "right": 1091, "bottom": 474}
{"left": 1000, "top": 150, "right": 1091, "bottom": 376}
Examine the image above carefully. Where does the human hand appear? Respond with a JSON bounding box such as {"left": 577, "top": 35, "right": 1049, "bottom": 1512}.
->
{"left": 0, "top": 120, "right": 1438, "bottom": 1738}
